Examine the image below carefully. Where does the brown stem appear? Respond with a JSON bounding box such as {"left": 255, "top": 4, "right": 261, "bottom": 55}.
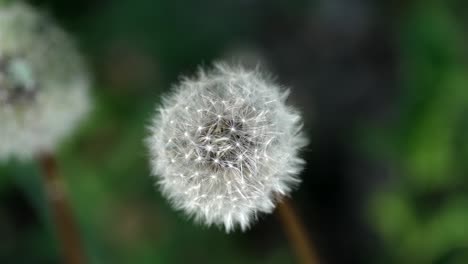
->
{"left": 38, "top": 153, "right": 87, "bottom": 264}
{"left": 277, "top": 198, "right": 320, "bottom": 264}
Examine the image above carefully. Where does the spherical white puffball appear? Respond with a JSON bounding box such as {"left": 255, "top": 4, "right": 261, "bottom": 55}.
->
{"left": 148, "top": 63, "right": 308, "bottom": 232}
{"left": 0, "top": 2, "right": 90, "bottom": 160}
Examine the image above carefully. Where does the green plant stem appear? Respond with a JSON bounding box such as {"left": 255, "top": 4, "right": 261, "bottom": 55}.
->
{"left": 277, "top": 198, "right": 320, "bottom": 264}
{"left": 38, "top": 153, "right": 87, "bottom": 264}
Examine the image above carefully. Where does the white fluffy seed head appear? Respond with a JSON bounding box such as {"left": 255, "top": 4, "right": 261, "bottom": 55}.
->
{"left": 148, "top": 63, "right": 308, "bottom": 232}
{"left": 0, "top": 2, "right": 91, "bottom": 160}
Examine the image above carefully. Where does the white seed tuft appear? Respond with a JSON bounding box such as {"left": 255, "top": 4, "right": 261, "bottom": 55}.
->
{"left": 148, "top": 63, "right": 307, "bottom": 232}
{"left": 0, "top": 2, "right": 90, "bottom": 160}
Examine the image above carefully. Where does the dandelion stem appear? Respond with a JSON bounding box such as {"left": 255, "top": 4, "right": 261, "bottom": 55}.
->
{"left": 38, "top": 153, "right": 87, "bottom": 264}
{"left": 277, "top": 198, "right": 320, "bottom": 264}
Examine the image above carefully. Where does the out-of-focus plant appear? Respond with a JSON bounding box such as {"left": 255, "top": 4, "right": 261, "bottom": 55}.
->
{"left": 0, "top": 2, "right": 91, "bottom": 263}
{"left": 0, "top": 2, "right": 90, "bottom": 160}
{"left": 370, "top": 1, "right": 468, "bottom": 263}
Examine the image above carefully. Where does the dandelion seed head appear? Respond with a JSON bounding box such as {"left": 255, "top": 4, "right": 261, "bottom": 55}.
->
{"left": 148, "top": 63, "right": 307, "bottom": 232}
{"left": 0, "top": 2, "right": 90, "bottom": 160}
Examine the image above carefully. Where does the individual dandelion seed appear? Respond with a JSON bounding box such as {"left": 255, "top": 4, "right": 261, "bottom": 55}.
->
{"left": 148, "top": 63, "right": 308, "bottom": 232}
{"left": 0, "top": 2, "right": 90, "bottom": 160}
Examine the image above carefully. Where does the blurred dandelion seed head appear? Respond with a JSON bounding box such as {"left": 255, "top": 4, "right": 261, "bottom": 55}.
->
{"left": 0, "top": 2, "right": 91, "bottom": 160}
{"left": 148, "top": 63, "right": 307, "bottom": 232}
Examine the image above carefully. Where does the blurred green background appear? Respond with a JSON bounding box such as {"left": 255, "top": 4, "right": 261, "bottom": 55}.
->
{"left": 1, "top": 0, "right": 468, "bottom": 263}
